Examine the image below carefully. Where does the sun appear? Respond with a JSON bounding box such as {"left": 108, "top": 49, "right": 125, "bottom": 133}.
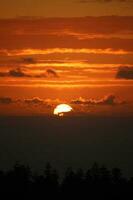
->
{"left": 53, "top": 104, "right": 73, "bottom": 116}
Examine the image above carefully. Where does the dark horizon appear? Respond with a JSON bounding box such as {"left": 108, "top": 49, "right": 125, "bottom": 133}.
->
{"left": 0, "top": 115, "right": 133, "bottom": 178}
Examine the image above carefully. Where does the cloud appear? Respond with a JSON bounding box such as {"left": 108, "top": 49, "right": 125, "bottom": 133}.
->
{"left": 9, "top": 68, "right": 31, "bottom": 77}
{"left": 0, "top": 68, "right": 59, "bottom": 78}
{"left": 0, "top": 95, "right": 127, "bottom": 112}
{"left": 0, "top": 96, "right": 58, "bottom": 107}
{"left": 116, "top": 66, "right": 133, "bottom": 79}
{"left": 2, "top": 48, "right": 131, "bottom": 57}
{"left": 24, "top": 97, "right": 44, "bottom": 105}
{"left": 20, "top": 57, "right": 36, "bottom": 64}
{"left": 24, "top": 97, "right": 57, "bottom": 108}
{"left": 0, "top": 97, "right": 13, "bottom": 104}
{"left": 23, "top": 97, "right": 60, "bottom": 109}
{"left": 1, "top": 17, "right": 133, "bottom": 52}
{"left": 71, "top": 95, "right": 126, "bottom": 106}
{"left": 0, "top": 68, "right": 31, "bottom": 78}
{"left": 46, "top": 69, "right": 59, "bottom": 78}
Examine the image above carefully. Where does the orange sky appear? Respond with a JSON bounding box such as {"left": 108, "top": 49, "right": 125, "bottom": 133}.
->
{"left": 0, "top": 4, "right": 133, "bottom": 115}
{"left": 0, "top": 0, "right": 133, "bottom": 18}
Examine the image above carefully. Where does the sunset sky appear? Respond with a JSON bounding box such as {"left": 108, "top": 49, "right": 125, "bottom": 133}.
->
{"left": 0, "top": 0, "right": 133, "bottom": 116}
{"left": 1, "top": 0, "right": 133, "bottom": 180}
{"left": 0, "top": 0, "right": 133, "bottom": 17}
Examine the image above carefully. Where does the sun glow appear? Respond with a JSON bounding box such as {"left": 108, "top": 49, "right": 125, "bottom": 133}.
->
{"left": 54, "top": 104, "right": 73, "bottom": 116}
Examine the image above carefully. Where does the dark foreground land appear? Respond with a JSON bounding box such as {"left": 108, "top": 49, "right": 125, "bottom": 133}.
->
{"left": 0, "top": 162, "right": 133, "bottom": 198}
{"left": 0, "top": 116, "right": 133, "bottom": 196}
{"left": 0, "top": 116, "right": 133, "bottom": 176}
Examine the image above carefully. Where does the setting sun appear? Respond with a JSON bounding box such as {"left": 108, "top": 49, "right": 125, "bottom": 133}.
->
{"left": 54, "top": 104, "right": 73, "bottom": 116}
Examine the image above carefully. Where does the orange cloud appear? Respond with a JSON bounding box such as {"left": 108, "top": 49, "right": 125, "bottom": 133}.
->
{"left": 24, "top": 97, "right": 45, "bottom": 105}
{"left": 1, "top": 48, "right": 131, "bottom": 56}
{"left": 1, "top": 17, "right": 133, "bottom": 52}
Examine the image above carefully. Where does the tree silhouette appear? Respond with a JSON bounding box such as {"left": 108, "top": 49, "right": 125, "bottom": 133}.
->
{"left": 0, "top": 162, "right": 132, "bottom": 197}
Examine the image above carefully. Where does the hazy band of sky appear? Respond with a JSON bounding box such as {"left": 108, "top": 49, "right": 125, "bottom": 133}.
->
{"left": 0, "top": 0, "right": 133, "bottom": 18}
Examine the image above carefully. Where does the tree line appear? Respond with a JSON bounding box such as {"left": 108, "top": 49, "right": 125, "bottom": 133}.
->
{"left": 0, "top": 162, "right": 133, "bottom": 197}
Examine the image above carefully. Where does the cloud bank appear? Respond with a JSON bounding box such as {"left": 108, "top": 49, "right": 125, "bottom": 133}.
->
{"left": 0, "top": 68, "right": 59, "bottom": 78}
{"left": 0, "top": 95, "right": 125, "bottom": 106}
{"left": 71, "top": 95, "right": 126, "bottom": 106}
{"left": 0, "top": 17, "right": 133, "bottom": 52}
{"left": 0, "top": 68, "right": 31, "bottom": 78}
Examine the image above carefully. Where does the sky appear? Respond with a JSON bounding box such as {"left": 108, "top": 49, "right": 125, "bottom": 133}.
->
{"left": 0, "top": 0, "right": 133, "bottom": 178}
{"left": 0, "top": 0, "right": 133, "bottom": 17}
{"left": 0, "top": 0, "right": 133, "bottom": 116}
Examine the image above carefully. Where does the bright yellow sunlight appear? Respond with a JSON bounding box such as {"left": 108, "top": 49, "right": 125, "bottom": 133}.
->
{"left": 53, "top": 104, "right": 73, "bottom": 116}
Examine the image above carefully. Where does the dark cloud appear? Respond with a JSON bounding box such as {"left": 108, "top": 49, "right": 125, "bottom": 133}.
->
{"left": 0, "top": 97, "right": 13, "bottom": 104}
{"left": 0, "top": 96, "right": 57, "bottom": 107}
{"left": 0, "top": 68, "right": 31, "bottom": 78}
{"left": 46, "top": 69, "right": 59, "bottom": 78}
{"left": 0, "top": 68, "right": 58, "bottom": 78}
{"left": 20, "top": 57, "right": 36, "bottom": 64}
{"left": 8, "top": 68, "right": 31, "bottom": 77}
{"left": 71, "top": 95, "right": 126, "bottom": 106}
{"left": 116, "top": 67, "right": 133, "bottom": 79}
